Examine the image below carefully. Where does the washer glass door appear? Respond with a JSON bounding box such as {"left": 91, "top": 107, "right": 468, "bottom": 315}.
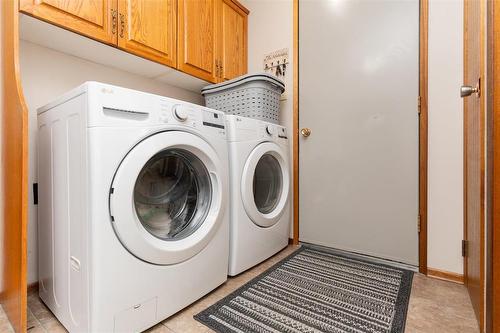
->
{"left": 134, "top": 149, "right": 212, "bottom": 241}
{"left": 110, "top": 131, "right": 226, "bottom": 265}
{"left": 241, "top": 142, "right": 289, "bottom": 228}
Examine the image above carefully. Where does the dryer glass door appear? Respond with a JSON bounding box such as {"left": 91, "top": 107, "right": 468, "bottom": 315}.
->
{"left": 253, "top": 154, "right": 283, "bottom": 214}
{"left": 134, "top": 148, "right": 212, "bottom": 241}
{"left": 241, "top": 142, "right": 290, "bottom": 228}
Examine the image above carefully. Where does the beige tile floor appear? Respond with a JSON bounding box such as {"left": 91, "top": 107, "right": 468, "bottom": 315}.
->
{"left": 0, "top": 245, "right": 480, "bottom": 333}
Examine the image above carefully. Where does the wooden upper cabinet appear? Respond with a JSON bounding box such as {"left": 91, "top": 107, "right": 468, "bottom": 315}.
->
{"left": 117, "top": 0, "right": 176, "bottom": 67}
{"left": 20, "top": 0, "right": 117, "bottom": 45}
{"left": 177, "top": 0, "right": 219, "bottom": 83}
{"left": 220, "top": 0, "right": 248, "bottom": 81}
{"left": 20, "top": 0, "right": 248, "bottom": 83}
{"left": 177, "top": 0, "right": 248, "bottom": 83}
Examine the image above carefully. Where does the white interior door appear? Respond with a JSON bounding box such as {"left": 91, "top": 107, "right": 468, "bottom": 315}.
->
{"left": 298, "top": 0, "right": 419, "bottom": 265}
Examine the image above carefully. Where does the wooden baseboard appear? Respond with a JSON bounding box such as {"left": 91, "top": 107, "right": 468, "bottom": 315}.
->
{"left": 427, "top": 267, "right": 464, "bottom": 284}
{"left": 27, "top": 282, "right": 39, "bottom": 294}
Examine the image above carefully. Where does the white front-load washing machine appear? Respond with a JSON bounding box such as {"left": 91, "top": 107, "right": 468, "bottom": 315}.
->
{"left": 226, "top": 115, "right": 290, "bottom": 276}
{"left": 37, "top": 82, "right": 229, "bottom": 332}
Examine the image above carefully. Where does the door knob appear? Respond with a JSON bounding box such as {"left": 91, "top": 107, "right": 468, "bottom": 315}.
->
{"left": 461, "top": 80, "right": 480, "bottom": 98}
{"left": 301, "top": 128, "right": 311, "bottom": 137}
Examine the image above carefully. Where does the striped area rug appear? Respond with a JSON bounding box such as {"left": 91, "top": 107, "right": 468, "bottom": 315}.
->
{"left": 195, "top": 246, "right": 413, "bottom": 333}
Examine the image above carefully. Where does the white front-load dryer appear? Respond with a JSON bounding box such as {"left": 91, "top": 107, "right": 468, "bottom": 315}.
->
{"left": 37, "top": 82, "right": 229, "bottom": 332}
{"left": 226, "top": 115, "right": 290, "bottom": 276}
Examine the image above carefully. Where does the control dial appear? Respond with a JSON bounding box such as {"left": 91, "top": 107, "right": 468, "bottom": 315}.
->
{"left": 173, "top": 105, "right": 189, "bottom": 122}
{"left": 266, "top": 125, "right": 276, "bottom": 136}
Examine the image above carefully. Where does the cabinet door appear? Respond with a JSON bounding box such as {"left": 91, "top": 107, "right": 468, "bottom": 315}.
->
{"left": 220, "top": 0, "right": 248, "bottom": 81}
{"left": 20, "top": 0, "right": 117, "bottom": 45}
{"left": 177, "top": 0, "right": 218, "bottom": 83}
{"left": 117, "top": 0, "right": 176, "bottom": 67}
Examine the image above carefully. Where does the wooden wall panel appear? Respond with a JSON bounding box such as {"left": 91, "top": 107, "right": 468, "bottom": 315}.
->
{"left": 1, "top": 1, "right": 29, "bottom": 332}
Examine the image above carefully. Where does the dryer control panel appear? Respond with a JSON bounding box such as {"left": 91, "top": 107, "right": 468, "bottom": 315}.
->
{"left": 264, "top": 124, "right": 287, "bottom": 139}
{"left": 226, "top": 115, "right": 288, "bottom": 144}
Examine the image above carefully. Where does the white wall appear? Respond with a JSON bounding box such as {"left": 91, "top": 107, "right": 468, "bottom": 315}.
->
{"left": 19, "top": 41, "right": 203, "bottom": 284}
{"left": 242, "top": 0, "right": 294, "bottom": 237}
{"left": 427, "top": 0, "right": 464, "bottom": 274}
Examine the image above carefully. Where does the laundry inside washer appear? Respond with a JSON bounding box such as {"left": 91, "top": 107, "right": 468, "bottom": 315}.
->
{"left": 134, "top": 149, "right": 212, "bottom": 240}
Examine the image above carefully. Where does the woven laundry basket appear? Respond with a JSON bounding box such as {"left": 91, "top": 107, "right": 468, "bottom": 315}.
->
{"left": 201, "top": 73, "right": 285, "bottom": 124}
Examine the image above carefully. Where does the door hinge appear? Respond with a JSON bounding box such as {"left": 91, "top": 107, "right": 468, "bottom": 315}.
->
{"left": 417, "top": 96, "right": 422, "bottom": 115}
{"left": 462, "top": 240, "right": 468, "bottom": 257}
{"left": 33, "top": 183, "right": 38, "bottom": 205}
{"left": 417, "top": 214, "right": 421, "bottom": 233}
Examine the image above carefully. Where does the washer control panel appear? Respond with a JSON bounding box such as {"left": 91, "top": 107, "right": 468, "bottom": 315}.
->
{"left": 173, "top": 105, "right": 189, "bottom": 121}
{"left": 202, "top": 110, "right": 225, "bottom": 129}
{"left": 157, "top": 98, "right": 225, "bottom": 136}
{"left": 265, "top": 125, "right": 275, "bottom": 136}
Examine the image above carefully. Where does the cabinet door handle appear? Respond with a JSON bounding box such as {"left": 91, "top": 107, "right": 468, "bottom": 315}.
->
{"left": 119, "top": 13, "right": 125, "bottom": 38}
{"left": 216, "top": 60, "right": 223, "bottom": 78}
{"left": 111, "top": 9, "right": 117, "bottom": 35}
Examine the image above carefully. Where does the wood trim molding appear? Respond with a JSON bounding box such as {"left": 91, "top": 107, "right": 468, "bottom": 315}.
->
{"left": 487, "top": 0, "right": 500, "bottom": 331}
{"left": 228, "top": 0, "right": 249, "bottom": 15}
{"left": 1, "top": 0, "right": 29, "bottom": 332}
{"left": 418, "top": 0, "right": 429, "bottom": 275}
{"left": 481, "top": 2, "right": 486, "bottom": 330}
{"left": 292, "top": 0, "right": 299, "bottom": 246}
{"left": 427, "top": 268, "right": 464, "bottom": 284}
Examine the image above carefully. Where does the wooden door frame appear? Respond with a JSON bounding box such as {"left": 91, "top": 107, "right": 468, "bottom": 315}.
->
{"left": 487, "top": 0, "right": 499, "bottom": 331}
{"left": 292, "top": 0, "right": 429, "bottom": 274}
{"left": 463, "top": 0, "right": 486, "bottom": 330}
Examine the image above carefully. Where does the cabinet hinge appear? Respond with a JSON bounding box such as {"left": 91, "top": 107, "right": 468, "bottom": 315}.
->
{"left": 417, "top": 214, "right": 421, "bottom": 233}
{"left": 462, "top": 240, "right": 468, "bottom": 257}
{"left": 418, "top": 96, "right": 422, "bottom": 115}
